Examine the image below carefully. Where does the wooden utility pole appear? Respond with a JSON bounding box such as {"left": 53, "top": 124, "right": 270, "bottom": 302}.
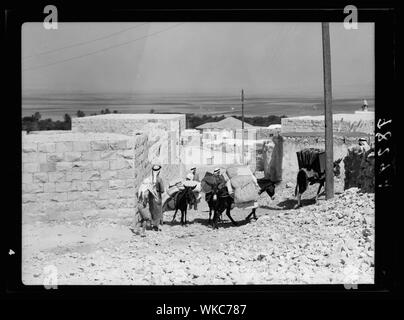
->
{"left": 322, "top": 22, "right": 334, "bottom": 199}
{"left": 241, "top": 89, "right": 245, "bottom": 165}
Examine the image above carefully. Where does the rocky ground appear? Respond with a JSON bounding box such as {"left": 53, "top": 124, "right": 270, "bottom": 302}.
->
{"left": 22, "top": 180, "right": 374, "bottom": 285}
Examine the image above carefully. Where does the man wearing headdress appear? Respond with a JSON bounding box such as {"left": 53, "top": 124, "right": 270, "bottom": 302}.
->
{"left": 149, "top": 164, "right": 165, "bottom": 231}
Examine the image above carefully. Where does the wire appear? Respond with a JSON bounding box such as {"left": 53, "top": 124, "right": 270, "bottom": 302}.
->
{"left": 23, "top": 23, "right": 184, "bottom": 71}
{"left": 22, "top": 23, "right": 149, "bottom": 60}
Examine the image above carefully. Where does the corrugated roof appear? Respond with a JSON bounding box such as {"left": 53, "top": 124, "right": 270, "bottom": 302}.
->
{"left": 196, "top": 116, "right": 255, "bottom": 129}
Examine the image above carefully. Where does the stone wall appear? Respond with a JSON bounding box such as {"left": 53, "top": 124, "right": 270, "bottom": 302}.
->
{"left": 281, "top": 113, "right": 374, "bottom": 135}
{"left": 72, "top": 114, "right": 186, "bottom": 166}
{"left": 22, "top": 132, "right": 141, "bottom": 222}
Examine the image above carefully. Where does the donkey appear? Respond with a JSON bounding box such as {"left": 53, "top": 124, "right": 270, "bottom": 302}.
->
{"left": 206, "top": 182, "right": 237, "bottom": 229}
{"left": 294, "top": 158, "right": 342, "bottom": 208}
{"left": 171, "top": 186, "right": 197, "bottom": 225}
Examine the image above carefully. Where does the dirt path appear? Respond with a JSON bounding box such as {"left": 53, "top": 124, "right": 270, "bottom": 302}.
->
{"left": 22, "top": 184, "right": 374, "bottom": 285}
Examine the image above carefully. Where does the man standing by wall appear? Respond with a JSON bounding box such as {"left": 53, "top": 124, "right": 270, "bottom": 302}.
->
{"left": 149, "top": 164, "right": 165, "bottom": 231}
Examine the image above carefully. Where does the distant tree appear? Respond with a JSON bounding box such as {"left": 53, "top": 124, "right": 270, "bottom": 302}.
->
{"left": 76, "top": 110, "right": 86, "bottom": 118}
{"left": 63, "top": 114, "right": 72, "bottom": 130}
{"left": 33, "top": 112, "right": 41, "bottom": 122}
{"left": 113, "top": 110, "right": 118, "bottom": 113}
{"left": 64, "top": 113, "right": 71, "bottom": 123}
{"left": 105, "top": 108, "right": 111, "bottom": 114}
{"left": 150, "top": 108, "right": 155, "bottom": 114}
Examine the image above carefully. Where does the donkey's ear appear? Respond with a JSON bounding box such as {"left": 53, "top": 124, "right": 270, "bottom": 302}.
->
{"left": 191, "top": 185, "right": 196, "bottom": 190}
{"left": 335, "top": 158, "right": 342, "bottom": 164}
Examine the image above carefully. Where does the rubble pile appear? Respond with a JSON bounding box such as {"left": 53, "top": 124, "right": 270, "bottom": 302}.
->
{"left": 253, "top": 187, "right": 374, "bottom": 283}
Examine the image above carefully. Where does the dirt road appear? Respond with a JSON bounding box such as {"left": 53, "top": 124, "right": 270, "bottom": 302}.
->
{"left": 22, "top": 182, "right": 374, "bottom": 285}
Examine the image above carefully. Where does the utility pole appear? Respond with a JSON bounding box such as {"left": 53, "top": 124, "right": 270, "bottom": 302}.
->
{"left": 322, "top": 22, "right": 334, "bottom": 199}
{"left": 241, "top": 89, "right": 245, "bottom": 165}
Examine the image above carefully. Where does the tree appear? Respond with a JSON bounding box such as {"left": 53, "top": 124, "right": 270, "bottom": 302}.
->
{"left": 149, "top": 108, "right": 155, "bottom": 114}
{"left": 76, "top": 110, "right": 85, "bottom": 118}
{"left": 33, "top": 112, "right": 41, "bottom": 121}
{"left": 105, "top": 108, "right": 111, "bottom": 114}
{"left": 64, "top": 113, "right": 71, "bottom": 123}
{"left": 113, "top": 110, "right": 118, "bottom": 113}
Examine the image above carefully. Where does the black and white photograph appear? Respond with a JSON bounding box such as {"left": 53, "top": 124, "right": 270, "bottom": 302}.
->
{"left": 19, "top": 19, "right": 378, "bottom": 287}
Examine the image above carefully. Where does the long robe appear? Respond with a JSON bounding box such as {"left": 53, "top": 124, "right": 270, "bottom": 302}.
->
{"left": 148, "top": 175, "right": 165, "bottom": 226}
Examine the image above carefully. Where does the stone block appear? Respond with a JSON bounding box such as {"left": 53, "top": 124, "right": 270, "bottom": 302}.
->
{"left": 23, "top": 163, "right": 40, "bottom": 173}
{"left": 82, "top": 171, "right": 101, "bottom": 181}
{"left": 55, "top": 182, "right": 71, "bottom": 192}
{"left": 43, "top": 182, "right": 56, "bottom": 193}
{"left": 39, "top": 162, "right": 56, "bottom": 173}
{"left": 117, "top": 150, "right": 134, "bottom": 159}
{"left": 22, "top": 143, "right": 37, "bottom": 153}
{"left": 33, "top": 172, "right": 48, "bottom": 183}
{"left": 47, "top": 153, "right": 64, "bottom": 162}
{"left": 38, "top": 143, "right": 56, "bottom": 153}
{"left": 109, "top": 179, "right": 126, "bottom": 190}
{"left": 82, "top": 151, "right": 101, "bottom": 161}
{"left": 73, "top": 141, "right": 90, "bottom": 152}
{"left": 109, "top": 159, "right": 130, "bottom": 170}
{"left": 117, "top": 169, "right": 135, "bottom": 179}
{"left": 56, "top": 162, "right": 73, "bottom": 171}
{"left": 90, "top": 180, "right": 108, "bottom": 191}
{"left": 100, "top": 150, "right": 117, "bottom": 160}
{"left": 92, "top": 160, "right": 109, "bottom": 170}
{"left": 100, "top": 170, "right": 118, "bottom": 180}
{"left": 22, "top": 194, "right": 36, "bottom": 203}
{"left": 91, "top": 141, "right": 109, "bottom": 151}
{"left": 55, "top": 141, "right": 73, "bottom": 153}
{"left": 109, "top": 140, "right": 127, "bottom": 150}
{"left": 22, "top": 183, "right": 43, "bottom": 193}
{"left": 79, "top": 191, "right": 99, "bottom": 201}
{"left": 64, "top": 152, "right": 82, "bottom": 162}
{"left": 22, "top": 173, "right": 33, "bottom": 184}
{"left": 65, "top": 172, "right": 82, "bottom": 182}
{"left": 71, "top": 161, "right": 92, "bottom": 171}
{"left": 67, "top": 192, "right": 82, "bottom": 201}
{"left": 98, "top": 190, "right": 119, "bottom": 200}
{"left": 48, "top": 172, "right": 65, "bottom": 182}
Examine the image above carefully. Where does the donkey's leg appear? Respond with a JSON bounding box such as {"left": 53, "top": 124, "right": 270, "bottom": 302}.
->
{"left": 315, "top": 181, "right": 324, "bottom": 203}
{"left": 208, "top": 204, "right": 212, "bottom": 224}
{"left": 225, "top": 199, "right": 238, "bottom": 226}
{"left": 172, "top": 209, "right": 178, "bottom": 223}
{"left": 252, "top": 208, "right": 258, "bottom": 220}
{"left": 294, "top": 193, "right": 302, "bottom": 209}
{"left": 212, "top": 208, "right": 219, "bottom": 229}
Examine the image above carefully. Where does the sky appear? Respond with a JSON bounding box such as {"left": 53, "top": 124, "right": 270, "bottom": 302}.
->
{"left": 22, "top": 22, "right": 374, "bottom": 97}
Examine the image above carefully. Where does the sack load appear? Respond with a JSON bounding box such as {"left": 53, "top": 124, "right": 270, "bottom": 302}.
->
{"left": 232, "top": 176, "right": 260, "bottom": 204}
{"left": 201, "top": 172, "right": 217, "bottom": 193}
{"left": 226, "top": 165, "right": 253, "bottom": 179}
{"left": 296, "top": 148, "right": 325, "bottom": 174}
{"left": 183, "top": 180, "right": 197, "bottom": 188}
{"left": 162, "top": 197, "right": 176, "bottom": 212}
{"left": 167, "top": 185, "right": 181, "bottom": 197}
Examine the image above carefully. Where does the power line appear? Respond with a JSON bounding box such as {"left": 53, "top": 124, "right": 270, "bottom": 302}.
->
{"left": 23, "top": 23, "right": 149, "bottom": 60}
{"left": 23, "top": 23, "right": 184, "bottom": 72}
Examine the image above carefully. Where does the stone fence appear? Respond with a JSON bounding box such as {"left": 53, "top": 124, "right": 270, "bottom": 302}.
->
{"left": 22, "top": 132, "right": 149, "bottom": 222}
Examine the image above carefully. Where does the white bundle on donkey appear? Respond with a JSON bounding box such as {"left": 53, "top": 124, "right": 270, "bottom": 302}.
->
{"left": 226, "top": 165, "right": 260, "bottom": 208}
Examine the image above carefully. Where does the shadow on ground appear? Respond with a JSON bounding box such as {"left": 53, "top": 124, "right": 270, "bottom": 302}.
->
{"left": 276, "top": 198, "right": 316, "bottom": 210}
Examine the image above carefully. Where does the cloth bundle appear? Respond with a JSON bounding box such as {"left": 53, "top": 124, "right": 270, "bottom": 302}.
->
{"left": 226, "top": 165, "right": 259, "bottom": 204}
{"left": 296, "top": 148, "right": 325, "bottom": 174}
